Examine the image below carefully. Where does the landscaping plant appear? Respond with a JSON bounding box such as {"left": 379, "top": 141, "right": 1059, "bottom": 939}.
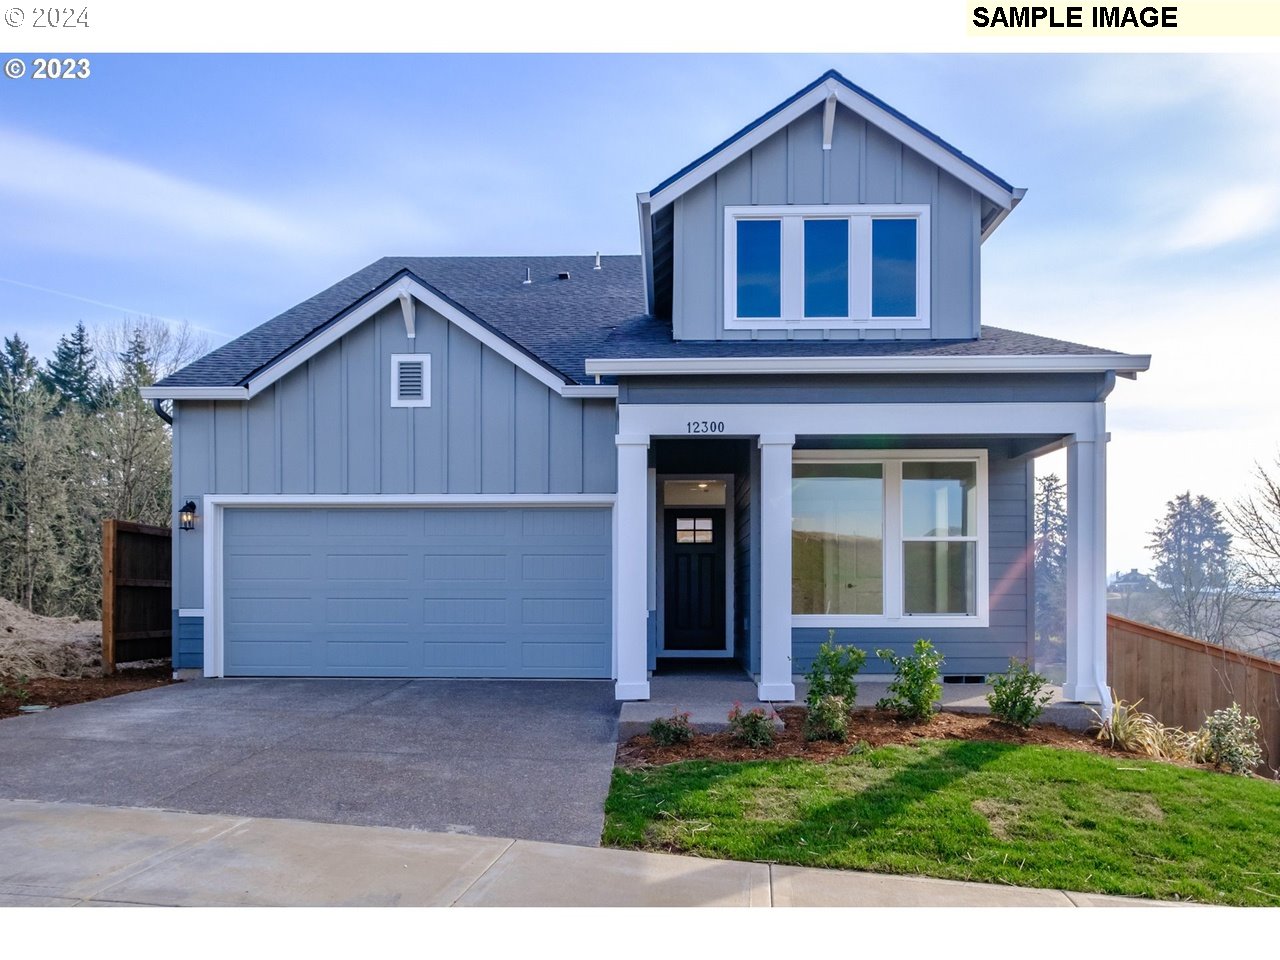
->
{"left": 1092, "top": 698, "right": 1198, "bottom": 762}
{"left": 728, "top": 701, "right": 776, "bottom": 748}
{"left": 804, "top": 693, "right": 848, "bottom": 742}
{"left": 805, "top": 631, "right": 866, "bottom": 707}
{"left": 649, "top": 710, "right": 696, "bottom": 746}
{"left": 1199, "top": 703, "right": 1262, "bottom": 775}
{"left": 875, "top": 639, "right": 944, "bottom": 721}
{"left": 986, "top": 658, "right": 1052, "bottom": 729}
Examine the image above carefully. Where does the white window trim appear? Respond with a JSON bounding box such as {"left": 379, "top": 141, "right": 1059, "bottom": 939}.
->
{"left": 790, "top": 448, "right": 989, "bottom": 629}
{"left": 723, "top": 204, "right": 931, "bottom": 331}
{"left": 390, "top": 353, "right": 431, "bottom": 408}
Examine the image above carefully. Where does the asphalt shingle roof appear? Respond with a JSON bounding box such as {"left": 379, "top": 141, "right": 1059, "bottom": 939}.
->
{"left": 158, "top": 254, "right": 1128, "bottom": 389}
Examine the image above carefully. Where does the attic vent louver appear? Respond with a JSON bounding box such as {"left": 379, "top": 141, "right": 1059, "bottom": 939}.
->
{"left": 390, "top": 354, "right": 431, "bottom": 408}
{"left": 558, "top": 271, "right": 571, "bottom": 281}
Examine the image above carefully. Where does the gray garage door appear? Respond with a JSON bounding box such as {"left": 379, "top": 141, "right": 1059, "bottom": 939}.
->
{"left": 222, "top": 507, "right": 612, "bottom": 678}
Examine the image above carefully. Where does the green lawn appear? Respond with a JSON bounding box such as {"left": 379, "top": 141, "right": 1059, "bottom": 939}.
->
{"left": 604, "top": 740, "right": 1280, "bottom": 906}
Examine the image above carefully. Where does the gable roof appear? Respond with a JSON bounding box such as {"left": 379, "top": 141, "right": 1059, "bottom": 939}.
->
{"left": 635, "top": 69, "right": 1026, "bottom": 314}
{"left": 645, "top": 70, "right": 1019, "bottom": 213}
{"left": 144, "top": 255, "right": 1148, "bottom": 400}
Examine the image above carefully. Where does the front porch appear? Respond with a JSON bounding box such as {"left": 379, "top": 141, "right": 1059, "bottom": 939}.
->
{"left": 613, "top": 399, "right": 1112, "bottom": 710}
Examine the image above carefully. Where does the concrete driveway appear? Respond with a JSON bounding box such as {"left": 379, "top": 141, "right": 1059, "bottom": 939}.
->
{"left": 0, "top": 678, "right": 620, "bottom": 846}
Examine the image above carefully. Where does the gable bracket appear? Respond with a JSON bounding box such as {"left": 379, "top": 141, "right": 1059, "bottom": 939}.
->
{"left": 822, "top": 93, "right": 837, "bottom": 150}
{"left": 398, "top": 285, "right": 416, "bottom": 339}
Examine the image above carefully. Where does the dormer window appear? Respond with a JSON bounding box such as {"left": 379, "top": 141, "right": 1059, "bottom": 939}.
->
{"left": 724, "top": 204, "right": 930, "bottom": 329}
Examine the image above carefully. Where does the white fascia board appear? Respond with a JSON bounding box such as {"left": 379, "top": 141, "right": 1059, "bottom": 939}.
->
{"left": 637, "top": 192, "right": 655, "bottom": 315}
{"left": 648, "top": 79, "right": 1016, "bottom": 214}
{"left": 980, "top": 187, "right": 1027, "bottom": 242}
{"left": 585, "top": 354, "right": 1151, "bottom": 378}
{"left": 139, "top": 385, "right": 249, "bottom": 400}
{"left": 243, "top": 277, "right": 572, "bottom": 399}
{"left": 562, "top": 384, "right": 619, "bottom": 398}
{"left": 204, "top": 493, "right": 616, "bottom": 508}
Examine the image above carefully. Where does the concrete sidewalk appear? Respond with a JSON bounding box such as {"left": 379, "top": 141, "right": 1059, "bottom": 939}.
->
{"left": 0, "top": 799, "right": 1179, "bottom": 908}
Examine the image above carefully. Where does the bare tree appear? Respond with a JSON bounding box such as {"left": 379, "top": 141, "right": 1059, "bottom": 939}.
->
{"left": 92, "top": 316, "right": 210, "bottom": 385}
{"left": 1228, "top": 455, "right": 1280, "bottom": 594}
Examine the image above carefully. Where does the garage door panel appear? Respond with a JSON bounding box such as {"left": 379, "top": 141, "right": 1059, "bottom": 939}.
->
{"left": 325, "top": 553, "right": 413, "bottom": 581}
{"left": 421, "top": 509, "right": 509, "bottom": 538}
{"left": 422, "top": 597, "right": 510, "bottom": 625}
{"left": 521, "top": 509, "right": 608, "bottom": 539}
{"left": 326, "top": 597, "right": 413, "bottom": 625}
{"left": 520, "top": 552, "right": 610, "bottom": 583}
{"left": 223, "top": 507, "right": 610, "bottom": 678}
{"left": 325, "top": 639, "right": 412, "bottom": 669}
{"left": 422, "top": 640, "right": 509, "bottom": 669}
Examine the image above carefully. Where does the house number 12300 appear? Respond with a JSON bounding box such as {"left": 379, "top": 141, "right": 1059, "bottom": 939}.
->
{"left": 686, "top": 420, "right": 725, "bottom": 434}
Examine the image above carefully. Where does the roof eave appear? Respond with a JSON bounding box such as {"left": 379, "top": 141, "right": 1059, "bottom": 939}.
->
{"left": 584, "top": 354, "right": 1152, "bottom": 378}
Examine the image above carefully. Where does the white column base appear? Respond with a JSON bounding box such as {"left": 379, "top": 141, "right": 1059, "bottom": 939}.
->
{"left": 615, "top": 680, "right": 652, "bottom": 701}
{"left": 1061, "top": 681, "right": 1105, "bottom": 704}
{"left": 758, "top": 681, "right": 796, "bottom": 702}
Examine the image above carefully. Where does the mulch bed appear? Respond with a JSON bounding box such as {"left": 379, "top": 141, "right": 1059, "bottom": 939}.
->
{"left": 0, "top": 666, "right": 177, "bottom": 720}
{"left": 616, "top": 706, "right": 1127, "bottom": 767}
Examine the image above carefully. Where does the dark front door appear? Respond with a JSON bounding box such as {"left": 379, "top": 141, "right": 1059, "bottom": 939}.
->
{"left": 664, "top": 510, "right": 726, "bottom": 652}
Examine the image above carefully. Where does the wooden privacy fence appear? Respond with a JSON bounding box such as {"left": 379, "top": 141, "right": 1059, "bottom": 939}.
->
{"left": 1107, "top": 614, "right": 1280, "bottom": 774}
{"left": 102, "top": 520, "right": 172, "bottom": 673}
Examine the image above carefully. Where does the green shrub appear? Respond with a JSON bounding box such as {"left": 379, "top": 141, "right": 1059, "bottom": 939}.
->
{"left": 805, "top": 631, "right": 867, "bottom": 707}
{"left": 804, "top": 694, "right": 849, "bottom": 742}
{"left": 986, "top": 658, "right": 1052, "bottom": 729}
{"left": 649, "top": 710, "right": 695, "bottom": 746}
{"left": 1199, "top": 703, "right": 1262, "bottom": 775}
{"left": 728, "top": 701, "right": 777, "bottom": 748}
{"left": 875, "top": 639, "right": 944, "bottom": 722}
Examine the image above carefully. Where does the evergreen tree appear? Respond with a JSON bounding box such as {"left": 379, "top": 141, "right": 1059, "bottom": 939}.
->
{"left": 0, "top": 334, "right": 39, "bottom": 443}
{"left": 42, "top": 322, "right": 103, "bottom": 411}
{"left": 1034, "top": 472, "right": 1068, "bottom": 642}
{"left": 1149, "top": 491, "right": 1249, "bottom": 645}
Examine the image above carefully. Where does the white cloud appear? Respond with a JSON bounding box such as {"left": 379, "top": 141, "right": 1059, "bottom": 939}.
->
{"left": 0, "top": 127, "right": 319, "bottom": 252}
{"left": 1159, "top": 183, "right": 1280, "bottom": 253}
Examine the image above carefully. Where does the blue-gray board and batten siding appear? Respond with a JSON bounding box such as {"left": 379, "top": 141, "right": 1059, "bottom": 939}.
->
{"left": 169, "top": 299, "right": 618, "bottom": 669}
{"left": 220, "top": 506, "right": 612, "bottom": 678}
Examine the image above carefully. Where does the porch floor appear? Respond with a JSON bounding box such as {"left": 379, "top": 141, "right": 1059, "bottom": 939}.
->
{"left": 617, "top": 671, "right": 1096, "bottom": 739}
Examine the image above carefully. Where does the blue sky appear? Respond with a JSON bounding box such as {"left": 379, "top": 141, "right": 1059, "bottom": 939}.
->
{"left": 2, "top": 53, "right": 1278, "bottom": 571}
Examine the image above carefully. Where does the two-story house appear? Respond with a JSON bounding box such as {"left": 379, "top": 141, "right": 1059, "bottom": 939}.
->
{"left": 142, "top": 70, "right": 1149, "bottom": 708}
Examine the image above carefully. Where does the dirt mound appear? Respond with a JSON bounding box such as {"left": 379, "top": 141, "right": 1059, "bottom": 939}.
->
{"left": 0, "top": 597, "right": 103, "bottom": 679}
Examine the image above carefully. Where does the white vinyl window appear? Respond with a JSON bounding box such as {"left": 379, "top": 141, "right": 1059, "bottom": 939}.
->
{"left": 724, "top": 204, "right": 930, "bottom": 330}
{"left": 791, "top": 449, "right": 988, "bottom": 628}
{"left": 390, "top": 354, "right": 431, "bottom": 408}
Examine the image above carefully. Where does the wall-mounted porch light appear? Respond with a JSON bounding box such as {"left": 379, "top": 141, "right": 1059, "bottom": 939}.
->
{"left": 179, "top": 500, "right": 197, "bottom": 531}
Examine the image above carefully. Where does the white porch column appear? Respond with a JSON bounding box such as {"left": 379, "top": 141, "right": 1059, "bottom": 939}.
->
{"left": 1063, "top": 408, "right": 1111, "bottom": 710}
{"left": 758, "top": 434, "right": 796, "bottom": 702}
{"left": 614, "top": 434, "right": 651, "bottom": 700}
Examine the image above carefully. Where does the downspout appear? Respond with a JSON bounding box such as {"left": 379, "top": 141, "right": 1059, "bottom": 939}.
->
{"left": 151, "top": 398, "right": 173, "bottom": 425}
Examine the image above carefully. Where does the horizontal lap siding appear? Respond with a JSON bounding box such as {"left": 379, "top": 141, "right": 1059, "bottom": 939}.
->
{"left": 673, "top": 102, "right": 980, "bottom": 341}
{"left": 171, "top": 302, "right": 617, "bottom": 613}
{"left": 176, "top": 616, "right": 203, "bottom": 670}
{"left": 791, "top": 452, "right": 1031, "bottom": 677}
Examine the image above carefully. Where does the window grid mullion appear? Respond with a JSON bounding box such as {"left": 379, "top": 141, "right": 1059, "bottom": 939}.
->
{"left": 850, "top": 216, "right": 872, "bottom": 322}
{"left": 781, "top": 216, "right": 805, "bottom": 320}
